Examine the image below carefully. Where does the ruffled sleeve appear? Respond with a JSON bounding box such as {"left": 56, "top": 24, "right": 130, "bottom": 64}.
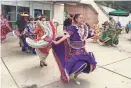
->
{"left": 65, "top": 26, "right": 75, "bottom": 36}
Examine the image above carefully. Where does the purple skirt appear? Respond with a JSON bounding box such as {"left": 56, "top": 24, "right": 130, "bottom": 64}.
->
{"left": 52, "top": 37, "right": 97, "bottom": 84}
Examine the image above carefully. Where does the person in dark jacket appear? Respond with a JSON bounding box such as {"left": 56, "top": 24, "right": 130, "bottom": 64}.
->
{"left": 16, "top": 13, "right": 29, "bottom": 47}
{"left": 16, "top": 13, "right": 29, "bottom": 33}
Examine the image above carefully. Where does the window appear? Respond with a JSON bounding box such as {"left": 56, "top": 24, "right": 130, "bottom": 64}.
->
{"left": 43, "top": 10, "right": 50, "bottom": 21}
{"left": 2, "top": 5, "right": 30, "bottom": 30}
{"left": 2, "top": 5, "right": 16, "bottom": 29}
{"left": 34, "top": 9, "right": 42, "bottom": 19}
{"left": 2, "top": 5, "right": 16, "bottom": 21}
{"left": 17, "top": 6, "right": 30, "bottom": 15}
{"left": 17, "top": 6, "right": 30, "bottom": 21}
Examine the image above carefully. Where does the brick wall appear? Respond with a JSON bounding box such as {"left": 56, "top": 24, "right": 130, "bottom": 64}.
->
{"left": 65, "top": 4, "right": 98, "bottom": 27}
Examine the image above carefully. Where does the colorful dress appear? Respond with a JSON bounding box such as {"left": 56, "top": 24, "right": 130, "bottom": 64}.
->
{"left": 0, "top": 19, "right": 12, "bottom": 41}
{"left": 52, "top": 24, "right": 97, "bottom": 84}
{"left": 100, "top": 20, "right": 117, "bottom": 43}
{"left": 34, "top": 21, "right": 51, "bottom": 63}
{"left": 21, "top": 23, "right": 36, "bottom": 54}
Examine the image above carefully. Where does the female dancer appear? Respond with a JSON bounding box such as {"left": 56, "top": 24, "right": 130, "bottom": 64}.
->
{"left": 0, "top": 14, "right": 12, "bottom": 42}
{"left": 22, "top": 18, "right": 36, "bottom": 54}
{"left": 34, "top": 16, "right": 51, "bottom": 67}
{"left": 52, "top": 14, "right": 97, "bottom": 84}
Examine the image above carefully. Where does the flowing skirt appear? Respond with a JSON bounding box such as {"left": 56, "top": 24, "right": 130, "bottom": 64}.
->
{"left": 52, "top": 37, "right": 97, "bottom": 84}
{"left": 1, "top": 25, "right": 12, "bottom": 41}
{"left": 21, "top": 33, "right": 36, "bottom": 54}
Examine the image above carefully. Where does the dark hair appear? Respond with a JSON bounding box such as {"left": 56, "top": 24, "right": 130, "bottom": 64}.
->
{"left": 109, "top": 17, "right": 112, "bottom": 20}
{"left": 69, "top": 14, "right": 73, "bottom": 18}
{"left": 41, "top": 14, "right": 44, "bottom": 16}
{"left": 16, "top": 15, "right": 27, "bottom": 33}
{"left": 86, "top": 23, "right": 90, "bottom": 29}
{"left": 41, "top": 14, "right": 47, "bottom": 18}
{"left": 73, "top": 14, "right": 81, "bottom": 23}
{"left": 64, "top": 18, "right": 72, "bottom": 26}
{"left": 29, "top": 18, "right": 34, "bottom": 21}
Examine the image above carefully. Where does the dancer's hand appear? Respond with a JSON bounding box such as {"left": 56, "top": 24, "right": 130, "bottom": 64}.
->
{"left": 53, "top": 41, "right": 58, "bottom": 45}
{"left": 53, "top": 35, "right": 69, "bottom": 45}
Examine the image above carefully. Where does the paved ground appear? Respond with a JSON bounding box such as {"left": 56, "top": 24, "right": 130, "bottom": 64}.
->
{"left": 1, "top": 32, "right": 131, "bottom": 88}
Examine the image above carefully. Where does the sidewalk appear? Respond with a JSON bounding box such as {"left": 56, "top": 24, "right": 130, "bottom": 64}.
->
{"left": 1, "top": 32, "right": 131, "bottom": 88}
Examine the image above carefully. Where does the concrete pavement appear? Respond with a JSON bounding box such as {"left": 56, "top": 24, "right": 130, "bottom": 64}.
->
{"left": 1, "top": 32, "right": 131, "bottom": 88}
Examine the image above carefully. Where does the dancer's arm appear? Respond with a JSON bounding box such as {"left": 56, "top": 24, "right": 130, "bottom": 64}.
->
{"left": 53, "top": 34, "right": 70, "bottom": 45}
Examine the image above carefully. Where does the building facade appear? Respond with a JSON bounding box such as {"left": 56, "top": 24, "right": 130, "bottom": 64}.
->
{"left": 65, "top": 3, "right": 98, "bottom": 26}
{"left": 1, "top": 0, "right": 107, "bottom": 33}
{"left": 0, "top": 1, "right": 53, "bottom": 29}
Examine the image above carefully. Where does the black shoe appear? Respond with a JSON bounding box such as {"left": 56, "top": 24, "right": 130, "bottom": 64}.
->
{"left": 40, "top": 61, "right": 47, "bottom": 67}
{"left": 43, "top": 62, "right": 47, "bottom": 66}
{"left": 40, "top": 61, "right": 44, "bottom": 67}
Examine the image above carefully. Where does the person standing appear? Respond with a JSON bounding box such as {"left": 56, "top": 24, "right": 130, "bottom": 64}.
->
{"left": 16, "top": 13, "right": 29, "bottom": 47}
{"left": 16, "top": 13, "right": 29, "bottom": 34}
{"left": 125, "top": 21, "right": 131, "bottom": 34}
{"left": 127, "top": 21, "right": 131, "bottom": 40}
